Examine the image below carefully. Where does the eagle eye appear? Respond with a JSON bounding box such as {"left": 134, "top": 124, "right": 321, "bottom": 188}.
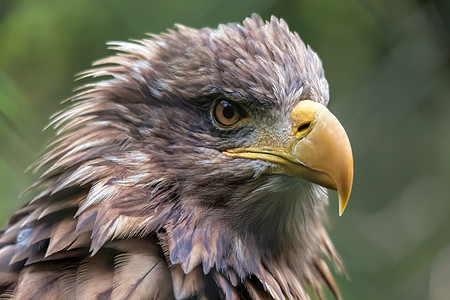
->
{"left": 212, "top": 99, "right": 244, "bottom": 128}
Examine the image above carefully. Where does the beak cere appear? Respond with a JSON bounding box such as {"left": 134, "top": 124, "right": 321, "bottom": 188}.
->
{"left": 223, "top": 100, "right": 354, "bottom": 216}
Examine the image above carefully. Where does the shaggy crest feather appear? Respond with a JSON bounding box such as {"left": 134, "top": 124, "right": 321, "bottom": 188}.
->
{"left": 0, "top": 14, "right": 343, "bottom": 299}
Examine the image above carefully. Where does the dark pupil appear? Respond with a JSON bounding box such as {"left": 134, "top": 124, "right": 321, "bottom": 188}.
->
{"left": 222, "top": 101, "right": 235, "bottom": 119}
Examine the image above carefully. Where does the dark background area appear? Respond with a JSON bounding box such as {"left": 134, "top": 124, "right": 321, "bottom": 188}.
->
{"left": 0, "top": 0, "right": 449, "bottom": 299}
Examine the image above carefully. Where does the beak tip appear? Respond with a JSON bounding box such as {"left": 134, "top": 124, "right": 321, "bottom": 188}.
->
{"left": 338, "top": 194, "right": 350, "bottom": 216}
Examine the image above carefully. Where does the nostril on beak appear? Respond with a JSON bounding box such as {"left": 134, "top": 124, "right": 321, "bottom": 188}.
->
{"left": 296, "top": 122, "right": 312, "bottom": 136}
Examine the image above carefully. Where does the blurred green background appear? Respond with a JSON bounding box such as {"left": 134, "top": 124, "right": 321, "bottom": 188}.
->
{"left": 0, "top": 0, "right": 449, "bottom": 299}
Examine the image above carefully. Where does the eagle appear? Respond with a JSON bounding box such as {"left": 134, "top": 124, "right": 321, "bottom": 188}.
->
{"left": 0, "top": 14, "right": 353, "bottom": 300}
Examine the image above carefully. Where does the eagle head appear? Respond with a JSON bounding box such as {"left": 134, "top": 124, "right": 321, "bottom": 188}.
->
{"left": 0, "top": 14, "right": 353, "bottom": 300}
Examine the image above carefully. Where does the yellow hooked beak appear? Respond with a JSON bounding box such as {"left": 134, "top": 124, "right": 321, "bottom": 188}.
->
{"left": 223, "top": 100, "right": 353, "bottom": 216}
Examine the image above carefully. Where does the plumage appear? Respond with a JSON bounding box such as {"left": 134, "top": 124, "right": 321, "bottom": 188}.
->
{"left": 0, "top": 14, "right": 353, "bottom": 299}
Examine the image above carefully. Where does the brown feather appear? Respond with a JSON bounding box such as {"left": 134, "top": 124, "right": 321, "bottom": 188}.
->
{"left": 75, "top": 254, "right": 113, "bottom": 299}
{"left": 111, "top": 239, "right": 173, "bottom": 299}
{"left": 14, "top": 263, "right": 62, "bottom": 300}
{"left": 170, "top": 264, "right": 206, "bottom": 299}
{"left": 45, "top": 218, "right": 78, "bottom": 257}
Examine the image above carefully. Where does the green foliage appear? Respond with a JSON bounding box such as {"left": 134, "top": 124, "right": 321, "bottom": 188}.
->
{"left": 1, "top": 0, "right": 449, "bottom": 298}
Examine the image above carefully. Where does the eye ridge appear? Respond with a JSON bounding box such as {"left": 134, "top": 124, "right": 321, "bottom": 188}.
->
{"left": 211, "top": 99, "right": 247, "bottom": 128}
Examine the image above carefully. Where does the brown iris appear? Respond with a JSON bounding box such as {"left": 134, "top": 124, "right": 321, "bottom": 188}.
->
{"left": 212, "top": 99, "right": 242, "bottom": 127}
